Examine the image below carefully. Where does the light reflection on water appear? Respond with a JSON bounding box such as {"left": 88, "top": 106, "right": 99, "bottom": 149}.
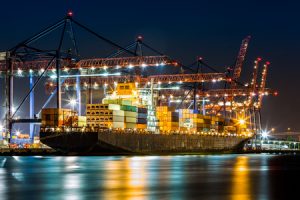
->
{"left": 0, "top": 154, "right": 299, "bottom": 199}
{"left": 231, "top": 156, "right": 251, "bottom": 200}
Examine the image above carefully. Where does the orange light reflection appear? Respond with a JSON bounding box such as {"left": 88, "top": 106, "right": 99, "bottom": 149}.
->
{"left": 231, "top": 156, "right": 251, "bottom": 200}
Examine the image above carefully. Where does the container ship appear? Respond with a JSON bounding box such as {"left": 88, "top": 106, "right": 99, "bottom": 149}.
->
{"left": 40, "top": 82, "right": 253, "bottom": 154}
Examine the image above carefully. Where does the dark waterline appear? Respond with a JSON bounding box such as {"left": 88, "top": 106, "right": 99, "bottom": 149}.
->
{"left": 1, "top": 154, "right": 300, "bottom": 199}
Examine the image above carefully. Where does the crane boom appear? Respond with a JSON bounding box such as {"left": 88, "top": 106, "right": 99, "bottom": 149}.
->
{"left": 247, "top": 57, "right": 261, "bottom": 105}
{"left": 231, "top": 36, "right": 251, "bottom": 88}
{"left": 45, "top": 72, "right": 228, "bottom": 92}
{"left": 0, "top": 56, "right": 177, "bottom": 73}
{"left": 257, "top": 61, "right": 270, "bottom": 108}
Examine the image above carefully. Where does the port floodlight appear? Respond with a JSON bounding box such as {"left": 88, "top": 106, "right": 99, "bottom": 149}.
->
{"left": 261, "top": 130, "right": 269, "bottom": 138}
{"left": 15, "top": 130, "right": 21, "bottom": 136}
{"left": 17, "top": 68, "right": 23, "bottom": 76}
{"left": 128, "top": 64, "right": 134, "bottom": 69}
{"left": 160, "top": 62, "right": 165, "bottom": 66}
{"left": 238, "top": 119, "right": 246, "bottom": 125}
{"left": 68, "top": 98, "right": 77, "bottom": 110}
{"left": 70, "top": 99, "right": 77, "bottom": 106}
{"left": 50, "top": 75, "right": 56, "bottom": 79}
{"left": 11, "top": 106, "right": 16, "bottom": 113}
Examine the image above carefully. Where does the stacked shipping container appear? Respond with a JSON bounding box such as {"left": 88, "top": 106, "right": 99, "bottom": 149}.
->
{"left": 86, "top": 102, "right": 148, "bottom": 130}
{"left": 156, "top": 106, "right": 179, "bottom": 132}
{"left": 41, "top": 108, "right": 76, "bottom": 127}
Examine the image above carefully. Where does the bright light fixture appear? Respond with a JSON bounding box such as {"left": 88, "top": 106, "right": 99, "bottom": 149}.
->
{"left": 261, "top": 130, "right": 269, "bottom": 138}
{"left": 69, "top": 98, "right": 77, "bottom": 106}
{"left": 128, "top": 64, "right": 134, "bottom": 69}
{"left": 239, "top": 119, "right": 246, "bottom": 125}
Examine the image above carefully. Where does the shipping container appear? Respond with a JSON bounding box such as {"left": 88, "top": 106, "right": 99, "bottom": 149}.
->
{"left": 137, "top": 118, "right": 147, "bottom": 124}
{"left": 113, "top": 116, "right": 125, "bottom": 122}
{"left": 125, "top": 117, "right": 137, "bottom": 123}
{"left": 113, "top": 122, "right": 125, "bottom": 129}
{"left": 137, "top": 124, "right": 147, "bottom": 129}
{"left": 113, "top": 110, "right": 125, "bottom": 116}
{"left": 137, "top": 113, "right": 147, "bottom": 119}
{"left": 125, "top": 111, "right": 137, "bottom": 118}
{"left": 109, "top": 104, "right": 121, "bottom": 110}
{"left": 137, "top": 107, "right": 147, "bottom": 113}
{"left": 121, "top": 99, "right": 132, "bottom": 106}
{"left": 125, "top": 122, "right": 137, "bottom": 129}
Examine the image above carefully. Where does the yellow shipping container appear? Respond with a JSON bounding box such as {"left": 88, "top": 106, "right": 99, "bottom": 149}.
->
{"left": 117, "top": 83, "right": 136, "bottom": 95}
{"left": 137, "top": 124, "right": 147, "bottom": 129}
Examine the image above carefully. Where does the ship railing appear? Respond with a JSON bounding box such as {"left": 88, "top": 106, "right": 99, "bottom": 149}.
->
{"left": 40, "top": 126, "right": 251, "bottom": 138}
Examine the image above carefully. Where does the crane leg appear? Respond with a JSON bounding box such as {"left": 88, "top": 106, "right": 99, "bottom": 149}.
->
{"left": 29, "top": 75, "right": 34, "bottom": 143}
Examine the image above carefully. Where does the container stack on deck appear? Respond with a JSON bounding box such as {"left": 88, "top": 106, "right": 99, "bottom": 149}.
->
{"left": 177, "top": 109, "right": 226, "bottom": 134}
{"left": 86, "top": 101, "right": 148, "bottom": 130}
{"left": 86, "top": 104, "right": 124, "bottom": 128}
{"left": 41, "top": 108, "right": 76, "bottom": 127}
{"left": 156, "top": 106, "right": 179, "bottom": 133}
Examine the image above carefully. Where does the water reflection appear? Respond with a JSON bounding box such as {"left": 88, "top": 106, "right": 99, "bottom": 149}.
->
{"left": 0, "top": 154, "right": 298, "bottom": 199}
{"left": 102, "top": 157, "right": 148, "bottom": 200}
{"left": 231, "top": 156, "right": 251, "bottom": 200}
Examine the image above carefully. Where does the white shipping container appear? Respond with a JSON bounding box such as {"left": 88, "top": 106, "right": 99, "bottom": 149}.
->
{"left": 113, "top": 110, "right": 125, "bottom": 116}
{"left": 113, "top": 116, "right": 124, "bottom": 122}
{"left": 125, "top": 117, "right": 137, "bottom": 123}
{"left": 125, "top": 111, "right": 137, "bottom": 117}
{"left": 109, "top": 104, "right": 121, "bottom": 110}
{"left": 113, "top": 122, "right": 125, "bottom": 128}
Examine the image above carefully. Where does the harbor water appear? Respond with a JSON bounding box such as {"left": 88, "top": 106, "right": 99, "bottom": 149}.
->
{"left": 0, "top": 154, "right": 300, "bottom": 199}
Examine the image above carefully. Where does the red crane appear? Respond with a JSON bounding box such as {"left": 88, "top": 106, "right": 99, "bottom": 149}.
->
{"left": 230, "top": 36, "right": 251, "bottom": 88}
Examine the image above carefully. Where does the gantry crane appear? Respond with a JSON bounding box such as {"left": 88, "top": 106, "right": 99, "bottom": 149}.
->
{"left": 0, "top": 12, "right": 276, "bottom": 143}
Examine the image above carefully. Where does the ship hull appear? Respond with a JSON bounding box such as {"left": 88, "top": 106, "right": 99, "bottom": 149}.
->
{"left": 40, "top": 131, "right": 248, "bottom": 155}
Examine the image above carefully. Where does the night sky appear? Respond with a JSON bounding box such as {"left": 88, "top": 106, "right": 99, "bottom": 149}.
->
{"left": 0, "top": 0, "right": 299, "bottom": 132}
